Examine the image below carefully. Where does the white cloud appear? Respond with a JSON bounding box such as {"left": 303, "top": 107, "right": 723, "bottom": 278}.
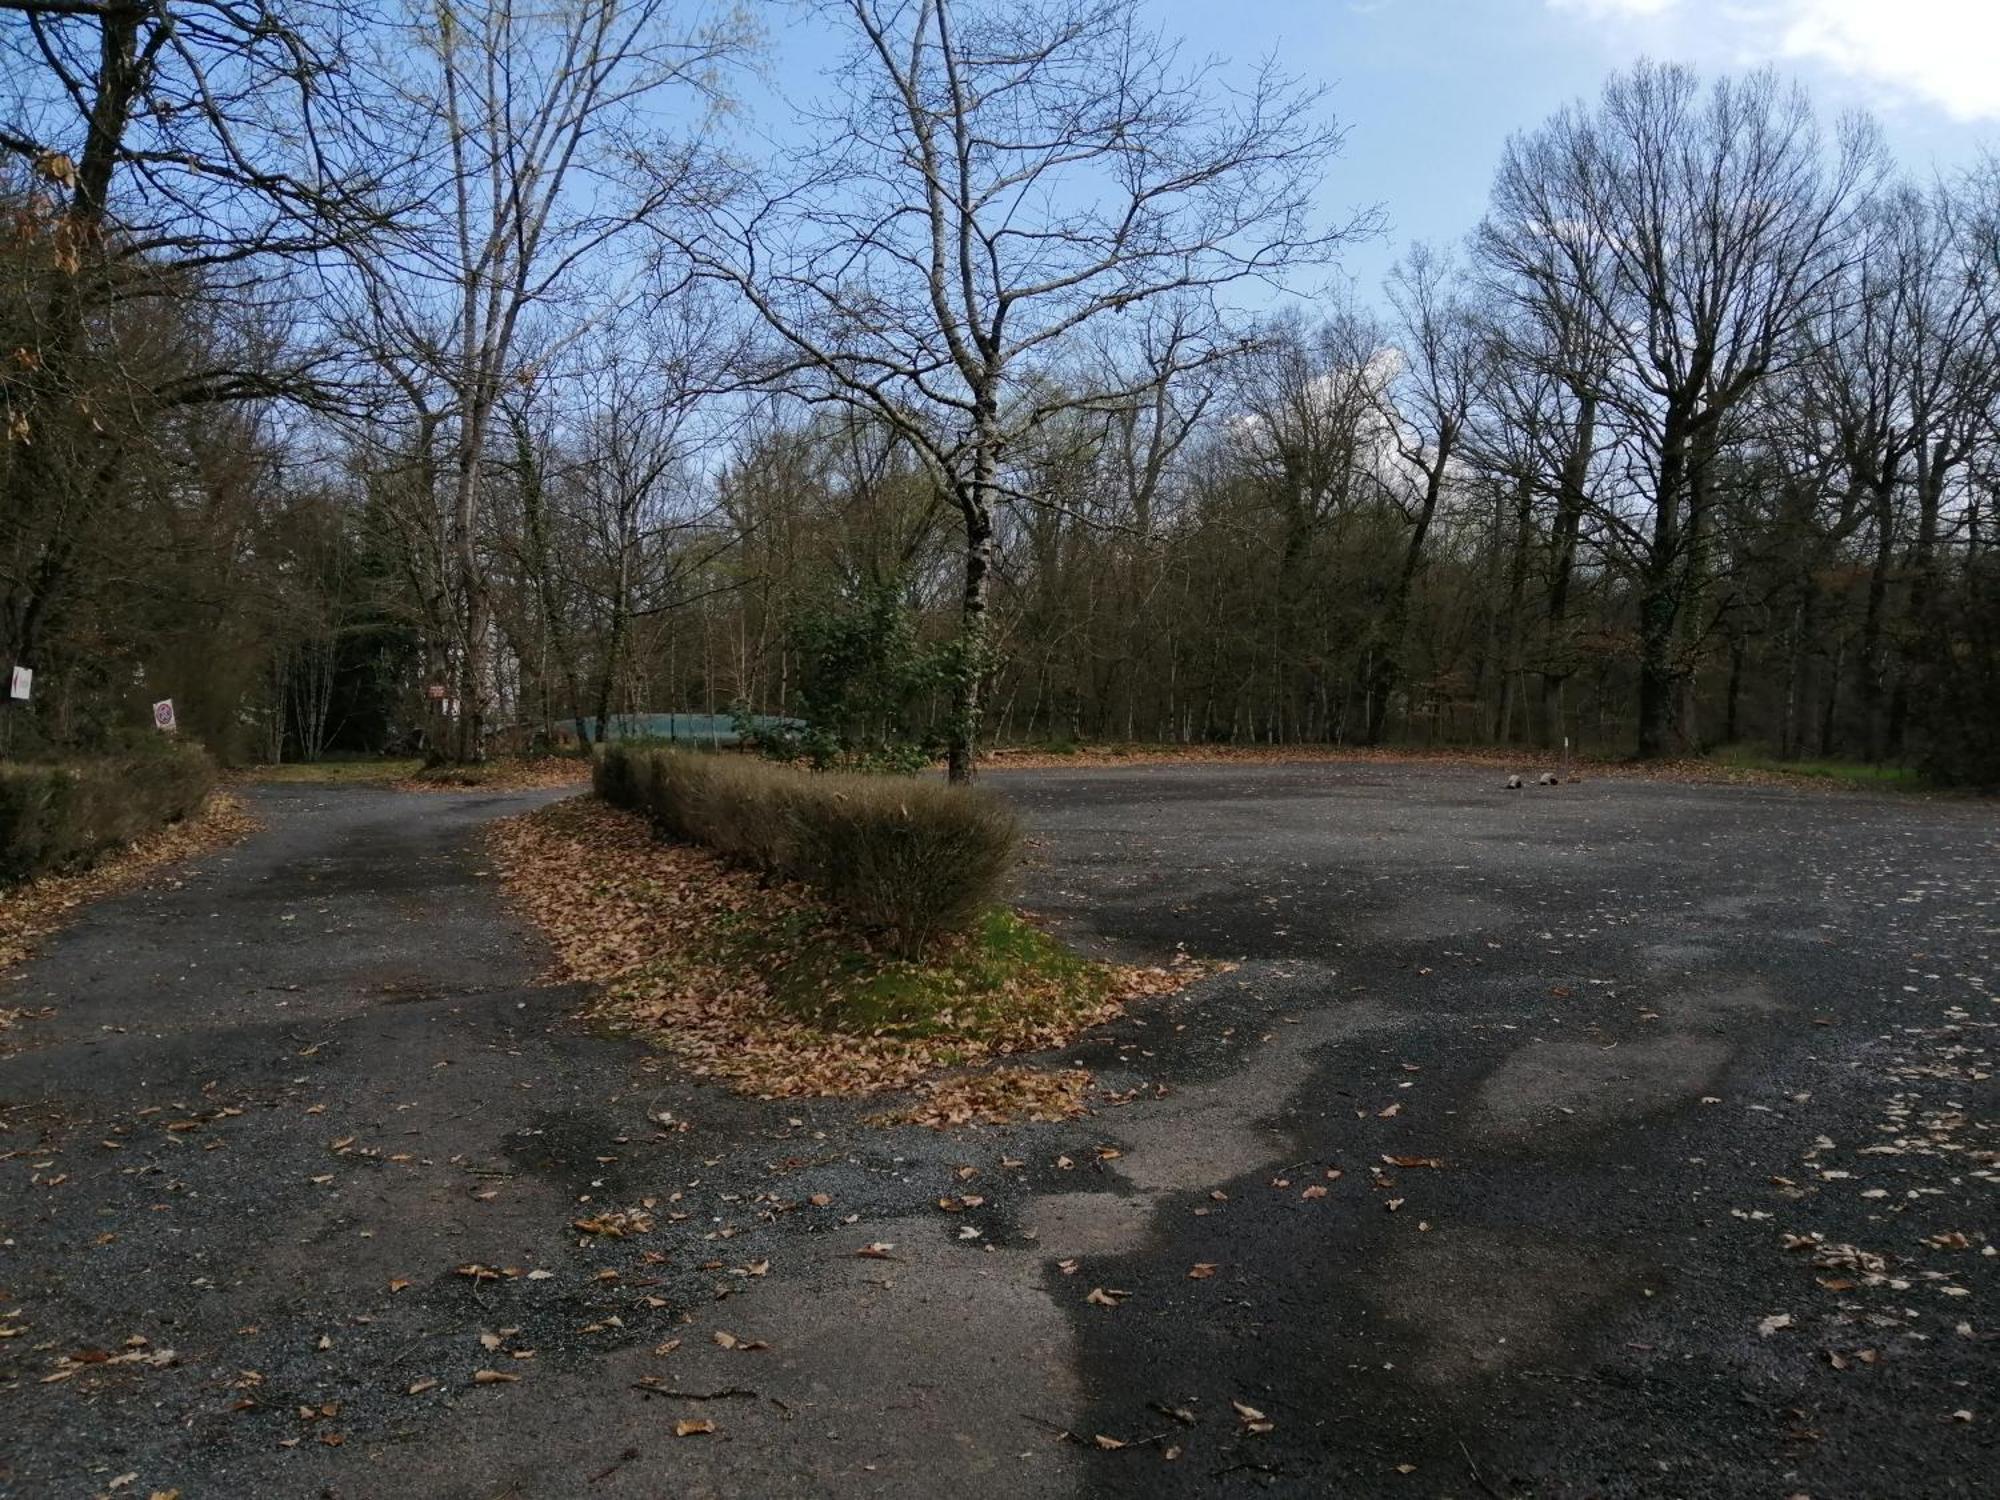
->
{"left": 1777, "top": 1, "right": 2000, "bottom": 121}
{"left": 1548, "top": 0, "right": 2000, "bottom": 122}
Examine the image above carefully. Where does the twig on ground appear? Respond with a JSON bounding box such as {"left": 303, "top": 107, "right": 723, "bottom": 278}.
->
{"left": 632, "top": 1380, "right": 760, "bottom": 1401}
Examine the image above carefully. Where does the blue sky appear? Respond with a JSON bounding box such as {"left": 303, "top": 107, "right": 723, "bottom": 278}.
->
{"left": 745, "top": 0, "right": 1999, "bottom": 300}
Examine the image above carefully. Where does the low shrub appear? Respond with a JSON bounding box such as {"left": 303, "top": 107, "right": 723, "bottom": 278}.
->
{"left": 0, "top": 743, "right": 215, "bottom": 884}
{"left": 595, "top": 746, "right": 1018, "bottom": 956}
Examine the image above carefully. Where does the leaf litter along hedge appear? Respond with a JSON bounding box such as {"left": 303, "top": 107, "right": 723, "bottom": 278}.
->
{"left": 488, "top": 795, "right": 1194, "bottom": 1111}
{"left": 0, "top": 743, "right": 216, "bottom": 884}
{"left": 594, "top": 744, "right": 1019, "bottom": 957}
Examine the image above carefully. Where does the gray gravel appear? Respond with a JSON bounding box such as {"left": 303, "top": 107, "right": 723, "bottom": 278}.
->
{"left": 1, "top": 766, "right": 1994, "bottom": 1499}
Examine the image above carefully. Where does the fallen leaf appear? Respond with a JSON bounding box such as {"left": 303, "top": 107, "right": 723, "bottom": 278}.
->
{"left": 1188, "top": 1263, "right": 1218, "bottom": 1279}
{"left": 472, "top": 1369, "right": 520, "bottom": 1384}
{"left": 675, "top": 1418, "right": 716, "bottom": 1437}
{"left": 1232, "top": 1399, "right": 1273, "bottom": 1433}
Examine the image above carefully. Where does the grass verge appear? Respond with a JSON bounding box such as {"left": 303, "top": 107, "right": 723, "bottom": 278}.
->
{"left": 396, "top": 756, "right": 593, "bottom": 792}
{"left": 983, "top": 740, "right": 1944, "bottom": 792}
{"left": 237, "top": 755, "right": 592, "bottom": 791}
{"left": 1705, "top": 746, "right": 1931, "bottom": 790}
{"left": 238, "top": 756, "right": 423, "bottom": 785}
{"left": 488, "top": 796, "right": 1195, "bottom": 1122}
{"left": 0, "top": 791, "right": 258, "bottom": 983}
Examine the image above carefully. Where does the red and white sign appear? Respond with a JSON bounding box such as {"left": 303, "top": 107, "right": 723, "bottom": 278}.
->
{"left": 8, "top": 665, "right": 29, "bottom": 701}
{"left": 152, "top": 698, "right": 177, "bottom": 732}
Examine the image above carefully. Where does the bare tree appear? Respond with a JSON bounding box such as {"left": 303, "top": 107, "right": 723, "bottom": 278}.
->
{"left": 1478, "top": 62, "right": 1881, "bottom": 756}
{"left": 660, "top": 0, "right": 1367, "bottom": 779}
{"left": 1367, "top": 245, "right": 1481, "bottom": 743}
{"left": 0, "top": 0, "right": 394, "bottom": 681}
{"left": 352, "top": 0, "right": 751, "bottom": 759}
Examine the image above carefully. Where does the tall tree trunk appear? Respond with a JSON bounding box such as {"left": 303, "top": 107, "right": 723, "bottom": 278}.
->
{"left": 945, "top": 431, "right": 997, "bottom": 784}
{"left": 1538, "top": 394, "right": 1593, "bottom": 749}
{"left": 1637, "top": 408, "right": 1691, "bottom": 759}
{"left": 0, "top": 6, "right": 146, "bottom": 671}
{"left": 593, "top": 540, "right": 633, "bottom": 744}
{"left": 1366, "top": 448, "right": 1450, "bottom": 744}
{"left": 1857, "top": 479, "right": 1897, "bottom": 762}
{"left": 452, "top": 424, "right": 491, "bottom": 762}
{"left": 1723, "top": 630, "right": 1746, "bottom": 745}
{"left": 1888, "top": 445, "right": 1948, "bottom": 756}
{"left": 1493, "top": 473, "right": 1534, "bottom": 744}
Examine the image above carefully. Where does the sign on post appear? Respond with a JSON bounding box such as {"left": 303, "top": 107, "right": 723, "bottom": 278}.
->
{"left": 8, "top": 665, "right": 29, "bottom": 701}
{"left": 153, "top": 699, "right": 177, "bottom": 732}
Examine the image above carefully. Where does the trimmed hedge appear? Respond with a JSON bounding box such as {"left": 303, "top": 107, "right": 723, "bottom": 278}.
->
{"left": 595, "top": 746, "right": 1018, "bottom": 956}
{"left": 0, "top": 745, "right": 215, "bottom": 884}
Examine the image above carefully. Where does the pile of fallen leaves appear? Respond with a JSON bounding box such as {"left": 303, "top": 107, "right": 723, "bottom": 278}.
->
{"left": 396, "top": 756, "right": 593, "bottom": 793}
{"left": 488, "top": 797, "right": 1188, "bottom": 1115}
{"left": 0, "top": 792, "right": 257, "bottom": 978}
{"left": 868, "top": 1066, "right": 1094, "bottom": 1127}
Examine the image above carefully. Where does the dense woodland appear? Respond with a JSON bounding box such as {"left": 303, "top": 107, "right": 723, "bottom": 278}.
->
{"left": 2, "top": 0, "right": 1997, "bottom": 783}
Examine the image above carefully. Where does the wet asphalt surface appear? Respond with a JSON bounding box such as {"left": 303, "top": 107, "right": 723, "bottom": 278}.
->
{"left": 0, "top": 765, "right": 1994, "bottom": 1499}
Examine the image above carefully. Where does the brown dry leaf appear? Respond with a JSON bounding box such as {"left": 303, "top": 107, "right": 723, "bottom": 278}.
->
{"left": 1232, "top": 1399, "right": 1274, "bottom": 1433}
{"left": 1382, "top": 1155, "right": 1444, "bottom": 1169}
{"left": 1376, "top": 1103, "right": 1402, "bottom": 1119}
{"left": 1300, "top": 1185, "right": 1328, "bottom": 1201}
{"left": 487, "top": 800, "right": 1198, "bottom": 1116}
{"left": 574, "top": 1207, "right": 653, "bottom": 1238}
{"left": 1187, "top": 1263, "right": 1218, "bottom": 1279}
{"left": 472, "top": 1369, "right": 520, "bottom": 1384}
{"left": 387, "top": 1277, "right": 412, "bottom": 1294}
{"left": 876, "top": 1068, "right": 1092, "bottom": 1129}
{"left": 855, "top": 1242, "right": 897, "bottom": 1260}
{"left": 1093, "top": 1434, "right": 1126, "bottom": 1451}
{"left": 1086, "top": 1287, "right": 1130, "bottom": 1307}
{"left": 406, "top": 1378, "right": 438, "bottom": 1395}
{"left": 808, "top": 1192, "right": 832, "bottom": 1207}
{"left": 674, "top": 1419, "right": 716, "bottom": 1437}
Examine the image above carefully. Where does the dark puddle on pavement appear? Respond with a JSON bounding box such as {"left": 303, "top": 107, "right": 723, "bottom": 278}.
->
{"left": 502, "top": 1106, "right": 634, "bottom": 1196}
